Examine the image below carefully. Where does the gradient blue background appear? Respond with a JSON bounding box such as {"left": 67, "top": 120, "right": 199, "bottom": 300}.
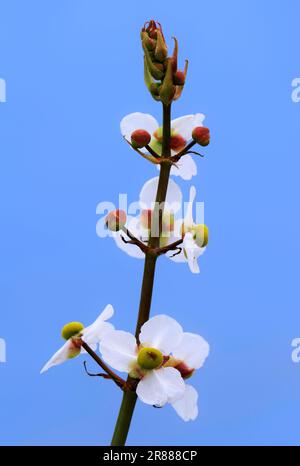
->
{"left": 1, "top": 0, "right": 300, "bottom": 446}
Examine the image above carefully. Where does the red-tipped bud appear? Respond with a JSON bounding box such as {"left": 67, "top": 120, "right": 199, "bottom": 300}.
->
{"left": 141, "top": 31, "right": 156, "bottom": 51}
{"left": 131, "top": 129, "right": 151, "bottom": 148}
{"left": 192, "top": 127, "right": 210, "bottom": 146}
{"left": 174, "top": 70, "right": 185, "bottom": 86}
{"left": 170, "top": 134, "right": 186, "bottom": 152}
{"left": 105, "top": 209, "right": 127, "bottom": 232}
{"left": 140, "top": 209, "right": 152, "bottom": 230}
{"left": 145, "top": 20, "right": 162, "bottom": 40}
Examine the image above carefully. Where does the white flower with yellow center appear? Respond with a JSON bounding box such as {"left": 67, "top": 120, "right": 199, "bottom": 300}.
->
{"left": 112, "top": 176, "right": 182, "bottom": 259}
{"left": 99, "top": 314, "right": 209, "bottom": 421}
{"left": 111, "top": 178, "right": 208, "bottom": 274}
{"left": 167, "top": 185, "right": 208, "bottom": 274}
{"left": 40, "top": 305, "right": 114, "bottom": 373}
{"left": 100, "top": 315, "right": 186, "bottom": 406}
{"left": 121, "top": 112, "right": 205, "bottom": 180}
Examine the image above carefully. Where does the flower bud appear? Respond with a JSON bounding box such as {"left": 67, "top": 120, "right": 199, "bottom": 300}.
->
{"left": 144, "top": 47, "right": 165, "bottom": 80}
{"left": 174, "top": 70, "right": 185, "bottom": 86}
{"left": 193, "top": 224, "right": 209, "bottom": 248}
{"left": 159, "top": 59, "right": 176, "bottom": 105}
{"left": 131, "top": 129, "right": 151, "bottom": 148}
{"left": 154, "top": 30, "right": 168, "bottom": 62}
{"left": 61, "top": 322, "right": 84, "bottom": 341}
{"left": 137, "top": 347, "right": 163, "bottom": 370}
{"left": 105, "top": 209, "right": 127, "bottom": 232}
{"left": 192, "top": 127, "right": 210, "bottom": 146}
{"left": 140, "top": 209, "right": 152, "bottom": 230}
{"left": 144, "top": 20, "right": 162, "bottom": 40}
{"left": 141, "top": 31, "right": 156, "bottom": 51}
{"left": 170, "top": 134, "right": 186, "bottom": 152}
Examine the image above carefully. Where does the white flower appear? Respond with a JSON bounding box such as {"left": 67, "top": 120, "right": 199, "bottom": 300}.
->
{"left": 99, "top": 314, "right": 209, "bottom": 421}
{"left": 99, "top": 315, "right": 185, "bottom": 406}
{"left": 170, "top": 331, "right": 209, "bottom": 421}
{"left": 120, "top": 112, "right": 205, "bottom": 180}
{"left": 111, "top": 179, "right": 207, "bottom": 274}
{"left": 40, "top": 305, "right": 114, "bottom": 373}
{"left": 167, "top": 185, "right": 207, "bottom": 274}
{"left": 112, "top": 176, "right": 183, "bottom": 259}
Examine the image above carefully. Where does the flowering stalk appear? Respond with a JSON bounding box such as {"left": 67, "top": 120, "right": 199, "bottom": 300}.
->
{"left": 41, "top": 19, "right": 211, "bottom": 447}
{"left": 111, "top": 103, "right": 172, "bottom": 446}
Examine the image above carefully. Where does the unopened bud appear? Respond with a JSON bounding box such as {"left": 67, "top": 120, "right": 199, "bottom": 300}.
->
{"left": 192, "top": 127, "right": 210, "bottom": 146}
{"left": 159, "top": 59, "right": 176, "bottom": 105}
{"left": 149, "top": 82, "right": 161, "bottom": 97}
{"left": 154, "top": 30, "right": 168, "bottom": 62}
{"left": 140, "top": 209, "right": 152, "bottom": 230}
{"left": 137, "top": 347, "right": 163, "bottom": 370}
{"left": 174, "top": 70, "right": 185, "bottom": 86}
{"left": 170, "top": 134, "right": 186, "bottom": 152}
{"left": 144, "top": 47, "right": 165, "bottom": 80}
{"left": 105, "top": 209, "right": 127, "bottom": 232}
{"left": 131, "top": 129, "right": 151, "bottom": 148}
{"left": 141, "top": 31, "right": 156, "bottom": 51}
{"left": 61, "top": 322, "right": 84, "bottom": 341}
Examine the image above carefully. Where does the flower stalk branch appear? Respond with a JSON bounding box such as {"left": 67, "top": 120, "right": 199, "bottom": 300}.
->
{"left": 81, "top": 341, "right": 128, "bottom": 390}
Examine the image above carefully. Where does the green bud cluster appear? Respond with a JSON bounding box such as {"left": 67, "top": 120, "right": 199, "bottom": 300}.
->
{"left": 141, "top": 20, "right": 188, "bottom": 105}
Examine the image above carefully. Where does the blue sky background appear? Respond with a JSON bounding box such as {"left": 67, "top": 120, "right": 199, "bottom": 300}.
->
{"left": 1, "top": 0, "right": 300, "bottom": 446}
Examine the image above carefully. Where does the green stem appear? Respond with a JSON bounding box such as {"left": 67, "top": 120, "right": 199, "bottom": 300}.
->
{"left": 110, "top": 104, "right": 172, "bottom": 446}
{"left": 110, "top": 390, "right": 137, "bottom": 446}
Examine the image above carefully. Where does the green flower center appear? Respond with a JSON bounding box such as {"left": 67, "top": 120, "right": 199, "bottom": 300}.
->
{"left": 61, "top": 322, "right": 84, "bottom": 340}
{"left": 193, "top": 224, "right": 209, "bottom": 248}
{"left": 137, "top": 347, "right": 163, "bottom": 370}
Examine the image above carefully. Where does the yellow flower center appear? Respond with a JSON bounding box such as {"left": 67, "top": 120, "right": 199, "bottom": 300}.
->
{"left": 61, "top": 322, "right": 84, "bottom": 340}
{"left": 137, "top": 347, "right": 163, "bottom": 370}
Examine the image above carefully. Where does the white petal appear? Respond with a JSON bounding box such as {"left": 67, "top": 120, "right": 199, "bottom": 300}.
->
{"left": 139, "top": 315, "right": 183, "bottom": 354}
{"left": 184, "top": 186, "right": 196, "bottom": 226}
{"left": 120, "top": 112, "right": 159, "bottom": 139}
{"left": 136, "top": 367, "right": 185, "bottom": 406}
{"left": 40, "top": 340, "right": 73, "bottom": 373}
{"left": 171, "top": 114, "right": 205, "bottom": 140}
{"left": 82, "top": 305, "right": 115, "bottom": 345}
{"left": 98, "top": 304, "right": 114, "bottom": 321}
{"left": 99, "top": 330, "right": 137, "bottom": 373}
{"left": 183, "top": 233, "right": 200, "bottom": 274}
{"left": 112, "top": 216, "right": 145, "bottom": 259}
{"left": 139, "top": 177, "right": 182, "bottom": 213}
{"left": 173, "top": 332, "right": 209, "bottom": 369}
{"left": 171, "top": 384, "right": 199, "bottom": 421}
{"left": 170, "top": 155, "right": 197, "bottom": 181}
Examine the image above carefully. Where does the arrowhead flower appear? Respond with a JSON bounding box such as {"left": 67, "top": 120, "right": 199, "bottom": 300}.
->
{"left": 99, "top": 314, "right": 209, "bottom": 420}
{"left": 168, "top": 185, "right": 208, "bottom": 274}
{"left": 100, "top": 315, "right": 185, "bottom": 406}
{"left": 40, "top": 305, "right": 114, "bottom": 373}
{"left": 109, "top": 178, "right": 208, "bottom": 274}
{"left": 111, "top": 176, "right": 182, "bottom": 258}
{"left": 120, "top": 112, "right": 205, "bottom": 180}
